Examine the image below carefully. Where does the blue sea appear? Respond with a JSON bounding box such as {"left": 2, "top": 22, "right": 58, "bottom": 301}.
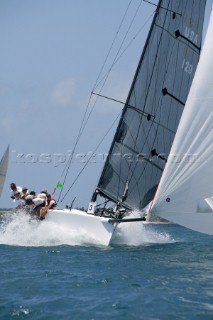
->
{"left": 0, "top": 211, "right": 212, "bottom": 320}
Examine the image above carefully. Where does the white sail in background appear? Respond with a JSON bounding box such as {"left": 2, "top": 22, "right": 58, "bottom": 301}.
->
{"left": 0, "top": 145, "right": 9, "bottom": 197}
{"left": 151, "top": 8, "right": 213, "bottom": 235}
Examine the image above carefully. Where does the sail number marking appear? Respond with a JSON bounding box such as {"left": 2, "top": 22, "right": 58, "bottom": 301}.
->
{"left": 182, "top": 59, "right": 193, "bottom": 75}
{"left": 181, "top": 26, "right": 198, "bottom": 75}
{"left": 184, "top": 27, "right": 198, "bottom": 45}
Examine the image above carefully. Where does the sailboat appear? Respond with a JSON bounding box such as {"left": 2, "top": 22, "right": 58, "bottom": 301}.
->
{"left": 0, "top": 145, "right": 9, "bottom": 197}
{"left": 46, "top": 0, "right": 207, "bottom": 245}
{"left": 151, "top": 4, "right": 213, "bottom": 236}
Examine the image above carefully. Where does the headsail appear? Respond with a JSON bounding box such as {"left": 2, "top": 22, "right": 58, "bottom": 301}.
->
{"left": 96, "top": 0, "right": 206, "bottom": 210}
{"left": 151, "top": 7, "right": 213, "bottom": 236}
{"left": 0, "top": 145, "right": 9, "bottom": 197}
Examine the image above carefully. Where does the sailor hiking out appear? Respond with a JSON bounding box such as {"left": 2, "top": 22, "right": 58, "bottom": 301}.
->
{"left": 10, "top": 183, "right": 57, "bottom": 220}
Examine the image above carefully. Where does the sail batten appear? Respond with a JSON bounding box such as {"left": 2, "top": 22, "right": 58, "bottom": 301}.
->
{"left": 96, "top": 0, "right": 206, "bottom": 211}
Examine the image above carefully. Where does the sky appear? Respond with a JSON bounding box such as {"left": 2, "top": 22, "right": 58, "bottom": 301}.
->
{"left": 0, "top": 0, "right": 212, "bottom": 209}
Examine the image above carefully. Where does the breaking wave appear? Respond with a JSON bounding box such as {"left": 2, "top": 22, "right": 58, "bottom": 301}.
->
{"left": 0, "top": 211, "right": 101, "bottom": 247}
{"left": 0, "top": 210, "right": 174, "bottom": 247}
{"left": 112, "top": 211, "right": 175, "bottom": 246}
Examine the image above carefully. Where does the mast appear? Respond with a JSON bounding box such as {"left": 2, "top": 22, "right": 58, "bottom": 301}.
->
{"left": 94, "top": 0, "right": 206, "bottom": 210}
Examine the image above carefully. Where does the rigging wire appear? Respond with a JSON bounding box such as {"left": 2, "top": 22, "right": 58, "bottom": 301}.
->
{"left": 143, "top": 0, "right": 158, "bottom": 6}
{"left": 99, "top": 12, "right": 155, "bottom": 87}
{"left": 77, "top": 0, "right": 139, "bottom": 139}
{"left": 93, "top": 13, "right": 155, "bottom": 91}
{"left": 93, "top": 0, "right": 134, "bottom": 90}
{"left": 58, "top": 0, "right": 148, "bottom": 201}
{"left": 93, "top": 0, "right": 144, "bottom": 92}
{"left": 78, "top": 0, "right": 146, "bottom": 142}
{"left": 58, "top": 6, "right": 154, "bottom": 202}
{"left": 143, "top": 0, "right": 182, "bottom": 16}
{"left": 57, "top": 0, "right": 134, "bottom": 202}
{"left": 74, "top": 1, "right": 152, "bottom": 157}
{"left": 60, "top": 111, "right": 122, "bottom": 202}
{"left": 57, "top": 93, "right": 93, "bottom": 202}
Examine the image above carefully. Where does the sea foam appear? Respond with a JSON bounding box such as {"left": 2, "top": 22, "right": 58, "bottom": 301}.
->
{"left": 0, "top": 210, "right": 174, "bottom": 247}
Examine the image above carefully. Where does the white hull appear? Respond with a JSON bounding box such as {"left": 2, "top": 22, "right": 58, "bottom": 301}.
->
{"left": 45, "top": 208, "right": 117, "bottom": 246}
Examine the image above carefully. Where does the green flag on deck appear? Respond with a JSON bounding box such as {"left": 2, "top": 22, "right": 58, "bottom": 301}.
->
{"left": 56, "top": 181, "right": 63, "bottom": 189}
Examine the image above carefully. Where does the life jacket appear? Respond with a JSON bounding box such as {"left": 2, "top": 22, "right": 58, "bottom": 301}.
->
{"left": 47, "top": 197, "right": 56, "bottom": 205}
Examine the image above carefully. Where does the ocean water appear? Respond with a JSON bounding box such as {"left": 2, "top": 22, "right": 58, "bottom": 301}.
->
{"left": 0, "top": 212, "right": 212, "bottom": 320}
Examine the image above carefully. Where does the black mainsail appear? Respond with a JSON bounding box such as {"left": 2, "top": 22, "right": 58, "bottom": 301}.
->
{"left": 95, "top": 0, "right": 206, "bottom": 210}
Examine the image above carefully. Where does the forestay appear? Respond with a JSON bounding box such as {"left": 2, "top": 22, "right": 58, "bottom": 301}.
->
{"left": 96, "top": 0, "right": 206, "bottom": 210}
{"left": 151, "top": 7, "right": 213, "bottom": 236}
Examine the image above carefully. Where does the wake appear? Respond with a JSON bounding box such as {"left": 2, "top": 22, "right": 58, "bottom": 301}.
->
{"left": 0, "top": 211, "right": 101, "bottom": 247}
{"left": 0, "top": 211, "right": 175, "bottom": 247}
{"left": 112, "top": 212, "right": 175, "bottom": 246}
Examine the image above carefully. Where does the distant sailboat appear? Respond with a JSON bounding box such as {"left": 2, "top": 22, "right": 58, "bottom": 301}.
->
{"left": 47, "top": 0, "right": 207, "bottom": 245}
{"left": 151, "top": 5, "right": 213, "bottom": 236}
{"left": 0, "top": 145, "right": 9, "bottom": 197}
